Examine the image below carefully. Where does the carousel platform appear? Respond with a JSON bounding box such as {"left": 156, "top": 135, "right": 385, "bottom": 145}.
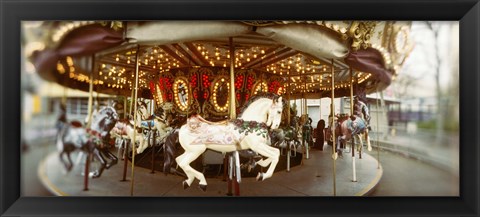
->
{"left": 38, "top": 147, "right": 382, "bottom": 196}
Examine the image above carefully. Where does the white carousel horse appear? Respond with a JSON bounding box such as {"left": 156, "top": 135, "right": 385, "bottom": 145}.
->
{"left": 174, "top": 93, "right": 284, "bottom": 191}
{"left": 137, "top": 102, "right": 175, "bottom": 153}
{"left": 111, "top": 101, "right": 150, "bottom": 155}
{"left": 110, "top": 119, "right": 147, "bottom": 154}
{"left": 113, "top": 101, "right": 175, "bottom": 155}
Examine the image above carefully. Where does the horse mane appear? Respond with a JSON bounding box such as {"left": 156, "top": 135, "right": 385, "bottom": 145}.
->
{"left": 138, "top": 100, "right": 148, "bottom": 109}
{"left": 238, "top": 92, "right": 286, "bottom": 115}
{"left": 117, "top": 119, "right": 134, "bottom": 127}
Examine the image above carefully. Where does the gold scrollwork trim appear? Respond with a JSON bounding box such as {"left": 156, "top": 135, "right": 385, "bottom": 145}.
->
{"left": 210, "top": 76, "right": 230, "bottom": 113}
{"left": 252, "top": 81, "right": 268, "bottom": 96}
{"left": 173, "top": 77, "right": 190, "bottom": 112}
{"left": 348, "top": 21, "right": 378, "bottom": 51}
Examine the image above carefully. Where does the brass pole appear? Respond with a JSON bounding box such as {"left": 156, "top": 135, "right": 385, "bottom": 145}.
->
{"left": 84, "top": 55, "right": 96, "bottom": 190}
{"left": 150, "top": 97, "right": 155, "bottom": 174}
{"left": 350, "top": 67, "right": 357, "bottom": 182}
{"left": 331, "top": 59, "right": 337, "bottom": 196}
{"left": 376, "top": 89, "right": 381, "bottom": 169}
{"left": 379, "top": 90, "right": 387, "bottom": 163}
{"left": 86, "top": 55, "right": 95, "bottom": 128}
{"left": 350, "top": 68, "right": 354, "bottom": 115}
{"left": 129, "top": 83, "right": 135, "bottom": 117}
{"left": 304, "top": 79, "right": 308, "bottom": 116}
{"left": 380, "top": 90, "right": 387, "bottom": 140}
{"left": 83, "top": 153, "right": 91, "bottom": 191}
{"left": 286, "top": 72, "right": 291, "bottom": 172}
{"left": 287, "top": 73, "right": 291, "bottom": 126}
{"left": 229, "top": 37, "right": 236, "bottom": 119}
{"left": 62, "top": 86, "right": 67, "bottom": 106}
{"left": 130, "top": 45, "right": 140, "bottom": 196}
{"left": 229, "top": 37, "right": 239, "bottom": 196}
{"left": 303, "top": 75, "right": 309, "bottom": 159}
{"left": 123, "top": 96, "right": 127, "bottom": 119}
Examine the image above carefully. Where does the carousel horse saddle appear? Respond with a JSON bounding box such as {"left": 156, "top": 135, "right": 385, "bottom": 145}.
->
{"left": 70, "top": 120, "right": 83, "bottom": 128}
{"left": 191, "top": 115, "right": 229, "bottom": 126}
{"left": 141, "top": 120, "right": 155, "bottom": 129}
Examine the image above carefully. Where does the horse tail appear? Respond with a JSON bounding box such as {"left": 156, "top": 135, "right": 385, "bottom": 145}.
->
{"left": 163, "top": 128, "right": 179, "bottom": 175}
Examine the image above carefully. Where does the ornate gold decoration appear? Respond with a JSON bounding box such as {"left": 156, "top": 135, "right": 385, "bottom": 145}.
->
{"left": 392, "top": 26, "right": 410, "bottom": 53}
{"left": 99, "top": 21, "right": 124, "bottom": 31}
{"left": 277, "top": 86, "right": 286, "bottom": 95}
{"left": 155, "top": 83, "right": 164, "bottom": 105}
{"left": 252, "top": 81, "right": 268, "bottom": 95}
{"left": 347, "top": 21, "right": 378, "bottom": 50}
{"left": 211, "top": 76, "right": 230, "bottom": 112}
{"left": 173, "top": 77, "right": 190, "bottom": 111}
{"left": 241, "top": 21, "right": 284, "bottom": 27}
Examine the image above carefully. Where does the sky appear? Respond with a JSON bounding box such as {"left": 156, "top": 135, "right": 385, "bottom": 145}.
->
{"left": 388, "top": 21, "right": 459, "bottom": 99}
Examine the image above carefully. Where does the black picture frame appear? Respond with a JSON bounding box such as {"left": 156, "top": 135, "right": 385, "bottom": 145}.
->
{"left": 1, "top": 0, "right": 478, "bottom": 216}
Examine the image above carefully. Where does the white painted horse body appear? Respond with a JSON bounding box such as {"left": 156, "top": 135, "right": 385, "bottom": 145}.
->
{"left": 177, "top": 94, "right": 284, "bottom": 191}
{"left": 113, "top": 101, "right": 174, "bottom": 155}
{"left": 111, "top": 120, "right": 147, "bottom": 154}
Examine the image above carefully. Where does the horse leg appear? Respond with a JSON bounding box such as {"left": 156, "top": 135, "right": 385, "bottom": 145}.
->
{"left": 175, "top": 147, "right": 207, "bottom": 189}
{"left": 66, "top": 151, "right": 74, "bottom": 171}
{"left": 336, "top": 136, "right": 344, "bottom": 158}
{"left": 355, "top": 134, "right": 363, "bottom": 159}
{"left": 244, "top": 137, "right": 280, "bottom": 181}
{"left": 91, "top": 148, "right": 106, "bottom": 178}
{"left": 59, "top": 151, "right": 73, "bottom": 172}
{"left": 103, "top": 148, "right": 118, "bottom": 169}
{"left": 137, "top": 135, "right": 147, "bottom": 154}
{"left": 255, "top": 158, "right": 272, "bottom": 167}
{"left": 116, "top": 138, "right": 124, "bottom": 160}
{"left": 365, "top": 130, "right": 372, "bottom": 151}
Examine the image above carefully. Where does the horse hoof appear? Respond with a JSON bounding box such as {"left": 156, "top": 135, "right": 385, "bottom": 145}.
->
{"left": 182, "top": 181, "right": 189, "bottom": 190}
{"left": 198, "top": 184, "right": 207, "bottom": 192}
{"left": 91, "top": 172, "right": 100, "bottom": 178}
{"left": 332, "top": 153, "right": 338, "bottom": 160}
{"left": 256, "top": 173, "right": 263, "bottom": 181}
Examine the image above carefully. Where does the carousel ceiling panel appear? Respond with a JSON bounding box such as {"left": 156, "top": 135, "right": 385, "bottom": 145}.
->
{"left": 126, "top": 21, "right": 252, "bottom": 45}
{"left": 255, "top": 24, "right": 349, "bottom": 60}
{"left": 29, "top": 21, "right": 413, "bottom": 100}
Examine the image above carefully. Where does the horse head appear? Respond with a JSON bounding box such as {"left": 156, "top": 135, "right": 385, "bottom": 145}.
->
{"left": 266, "top": 96, "right": 284, "bottom": 129}
{"left": 91, "top": 106, "right": 119, "bottom": 138}
{"left": 136, "top": 100, "right": 149, "bottom": 120}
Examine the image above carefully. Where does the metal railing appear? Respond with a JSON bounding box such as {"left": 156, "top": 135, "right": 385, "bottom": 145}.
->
{"left": 368, "top": 124, "right": 459, "bottom": 176}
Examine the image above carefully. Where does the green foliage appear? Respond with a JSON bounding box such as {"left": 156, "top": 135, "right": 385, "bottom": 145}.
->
{"left": 231, "top": 119, "right": 269, "bottom": 138}
{"left": 416, "top": 119, "right": 459, "bottom": 132}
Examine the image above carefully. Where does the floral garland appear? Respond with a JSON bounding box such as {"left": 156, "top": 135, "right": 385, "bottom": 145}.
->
{"left": 230, "top": 119, "right": 269, "bottom": 138}
{"left": 86, "top": 128, "right": 103, "bottom": 147}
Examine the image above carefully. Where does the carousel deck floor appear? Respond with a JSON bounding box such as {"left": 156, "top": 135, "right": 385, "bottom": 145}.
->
{"left": 38, "top": 147, "right": 382, "bottom": 196}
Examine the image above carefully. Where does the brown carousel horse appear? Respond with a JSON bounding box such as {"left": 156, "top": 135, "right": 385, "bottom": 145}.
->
{"left": 334, "top": 97, "right": 372, "bottom": 158}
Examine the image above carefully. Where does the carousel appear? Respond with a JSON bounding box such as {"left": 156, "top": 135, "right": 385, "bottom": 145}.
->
{"left": 31, "top": 21, "right": 413, "bottom": 196}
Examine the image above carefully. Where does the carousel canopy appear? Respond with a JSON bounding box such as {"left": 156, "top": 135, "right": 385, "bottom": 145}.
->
{"left": 29, "top": 21, "right": 413, "bottom": 112}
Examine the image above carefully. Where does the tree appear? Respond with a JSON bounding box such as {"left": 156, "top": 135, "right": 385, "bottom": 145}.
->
{"left": 424, "top": 21, "right": 445, "bottom": 144}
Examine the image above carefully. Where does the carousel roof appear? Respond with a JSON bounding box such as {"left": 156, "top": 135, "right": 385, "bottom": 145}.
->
{"left": 29, "top": 21, "right": 413, "bottom": 100}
